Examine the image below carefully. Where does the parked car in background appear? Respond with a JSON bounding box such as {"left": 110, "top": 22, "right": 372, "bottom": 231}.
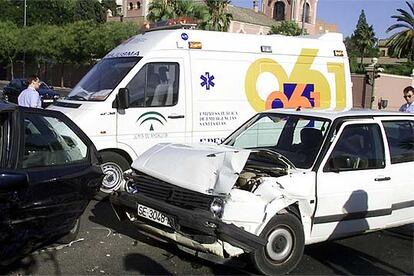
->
{"left": 111, "top": 109, "right": 414, "bottom": 275}
{"left": 0, "top": 100, "right": 103, "bottom": 266}
{"left": 2, "top": 79, "right": 60, "bottom": 108}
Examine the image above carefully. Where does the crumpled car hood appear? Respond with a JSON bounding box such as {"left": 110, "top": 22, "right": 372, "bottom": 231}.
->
{"left": 131, "top": 143, "right": 251, "bottom": 195}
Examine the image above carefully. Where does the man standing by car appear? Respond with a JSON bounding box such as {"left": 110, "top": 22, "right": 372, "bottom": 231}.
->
{"left": 18, "top": 75, "right": 41, "bottom": 108}
{"left": 399, "top": 86, "right": 414, "bottom": 113}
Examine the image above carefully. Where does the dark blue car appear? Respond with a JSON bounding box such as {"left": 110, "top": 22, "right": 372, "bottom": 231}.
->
{"left": 0, "top": 100, "right": 103, "bottom": 266}
{"left": 2, "top": 79, "right": 60, "bottom": 108}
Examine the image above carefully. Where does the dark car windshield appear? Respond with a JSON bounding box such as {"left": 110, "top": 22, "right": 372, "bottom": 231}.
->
{"left": 67, "top": 57, "right": 140, "bottom": 101}
{"left": 223, "top": 113, "right": 331, "bottom": 169}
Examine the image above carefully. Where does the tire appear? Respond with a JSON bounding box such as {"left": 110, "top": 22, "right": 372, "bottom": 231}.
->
{"left": 97, "top": 151, "right": 130, "bottom": 200}
{"left": 57, "top": 218, "right": 80, "bottom": 244}
{"left": 251, "top": 213, "right": 305, "bottom": 275}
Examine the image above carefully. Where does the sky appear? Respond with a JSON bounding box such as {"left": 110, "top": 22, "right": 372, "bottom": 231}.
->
{"left": 231, "top": 0, "right": 408, "bottom": 39}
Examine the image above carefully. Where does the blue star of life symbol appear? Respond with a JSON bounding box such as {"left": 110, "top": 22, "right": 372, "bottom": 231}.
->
{"left": 200, "top": 72, "right": 215, "bottom": 90}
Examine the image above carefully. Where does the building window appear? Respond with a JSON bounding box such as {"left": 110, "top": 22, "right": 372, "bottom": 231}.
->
{"left": 136, "top": 1, "right": 141, "bottom": 9}
{"left": 129, "top": 2, "right": 133, "bottom": 10}
{"left": 273, "top": 1, "right": 285, "bottom": 21}
{"left": 305, "top": 2, "right": 310, "bottom": 23}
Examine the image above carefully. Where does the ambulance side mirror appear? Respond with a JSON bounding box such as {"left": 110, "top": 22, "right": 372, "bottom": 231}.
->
{"left": 113, "top": 88, "right": 130, "bottom": 109}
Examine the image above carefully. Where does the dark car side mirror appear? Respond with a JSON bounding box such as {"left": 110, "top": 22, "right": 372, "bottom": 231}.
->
{"left": 0, "top": 171, "right": 29, "bottom": 192}
{"left": 113, "top": 88, "right": 130, "bottom": 109}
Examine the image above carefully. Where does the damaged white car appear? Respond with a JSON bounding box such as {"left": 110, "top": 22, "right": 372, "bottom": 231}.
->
{"left": 110, "top": 109, "right": 414, "bottom": 275}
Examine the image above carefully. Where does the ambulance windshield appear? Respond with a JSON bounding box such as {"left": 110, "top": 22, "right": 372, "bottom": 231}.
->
{"left": 67, "top": 57, "right": 140, "bottom": 101}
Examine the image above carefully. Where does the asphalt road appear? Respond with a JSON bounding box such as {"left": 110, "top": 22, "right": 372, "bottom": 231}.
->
{"left": 1, "top": 200, "right": 413, "bottom": 275}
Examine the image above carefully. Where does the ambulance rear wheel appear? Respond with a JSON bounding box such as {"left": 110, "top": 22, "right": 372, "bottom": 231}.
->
{"left": 96, "top": 151, "right": 130, "bottom": 200}
{"left": 251, "top": 213, "right": 304, "bottom": 275}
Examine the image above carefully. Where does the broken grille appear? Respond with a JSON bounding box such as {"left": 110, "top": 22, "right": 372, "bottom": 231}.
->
{"left": 130, "top": 171, "right": 214, "bottom": 211}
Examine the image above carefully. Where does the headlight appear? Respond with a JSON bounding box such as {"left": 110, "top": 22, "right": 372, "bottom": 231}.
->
{"left": 125, "top": 180, "right": 138, "bottom": 194}
{"left": 53, "top": 95, "right": 60, "bottom": 99}
{"left": 210, "top": 198, "right": 225, "bottom": 217}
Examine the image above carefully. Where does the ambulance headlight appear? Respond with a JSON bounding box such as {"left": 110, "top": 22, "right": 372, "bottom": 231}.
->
{"left": 210, "top": 198, "right": 225, "bottom": 217}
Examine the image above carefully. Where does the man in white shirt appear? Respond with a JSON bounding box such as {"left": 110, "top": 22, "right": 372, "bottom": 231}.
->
{"left": 18, "top": 75, "right": 42, "bottom": 108}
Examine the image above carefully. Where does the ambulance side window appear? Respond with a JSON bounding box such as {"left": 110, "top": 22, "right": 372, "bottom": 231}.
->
{"left": 126, "top": 62, "right": 179, "bottom": 108}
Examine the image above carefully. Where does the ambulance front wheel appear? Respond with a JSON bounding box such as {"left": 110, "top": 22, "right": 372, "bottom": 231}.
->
{"left": 96, "top": 151, "right": 130, "bottom": 200}
{"left": 251, "top": 213, "right": 305, "bottom": 275}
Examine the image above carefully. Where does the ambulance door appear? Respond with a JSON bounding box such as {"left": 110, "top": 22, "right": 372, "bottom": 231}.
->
{"left": 116, "top": 58, "right": 187, "bottom": 157}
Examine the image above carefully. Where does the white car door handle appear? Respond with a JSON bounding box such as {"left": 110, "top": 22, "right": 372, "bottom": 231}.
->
{"left": 168, "top": 114, "right": 185, "bottom": 119}
{"left": 374, "top": 176, "right": 391, "bottom": 182}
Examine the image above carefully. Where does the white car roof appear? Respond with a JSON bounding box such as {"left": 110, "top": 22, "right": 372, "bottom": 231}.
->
{"left": 263, "top": 108, "right": 413, "bottom": 121}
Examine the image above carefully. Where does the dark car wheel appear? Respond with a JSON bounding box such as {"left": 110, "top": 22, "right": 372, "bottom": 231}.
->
{"left": 96, "top": 151, "right": 130, "bottom": 200}
{"left": 57, "top": 218, "right": 80, "bottom": 244}
{"left": 251, "top": 213, "right": 305, "bottom": 275}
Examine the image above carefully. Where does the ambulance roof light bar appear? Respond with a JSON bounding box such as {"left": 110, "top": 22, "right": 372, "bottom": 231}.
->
{"left": 141, "top": 17, "right": 197, "bottom": 33}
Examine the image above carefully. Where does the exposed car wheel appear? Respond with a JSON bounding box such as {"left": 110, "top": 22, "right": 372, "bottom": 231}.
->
{"left": 251, "top": 213, "right": 304, "bottom": 275}
{"left": 96, "top": 151, "right": 130, "bottom": 200}
{"left": 57, "top": 218, "right": 80, "bottom": 244}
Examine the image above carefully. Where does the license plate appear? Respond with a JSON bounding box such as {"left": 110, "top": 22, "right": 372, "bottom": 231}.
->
{"left": 42, "top": 99, "right": 54, "bottom": 103}
{"left": 137, "top": 204, "right": 173, "bottom": 228}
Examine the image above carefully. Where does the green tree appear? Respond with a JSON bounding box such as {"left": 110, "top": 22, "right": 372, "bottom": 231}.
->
{"left": 64, "top": 21, "right": 99, "bottom": 64}
{"left": 73, "top": 0, "right": 106, "bottom": 24}
{"left": 102, "top": 0, "right": 118, "bottom": 16}
{"left": 0, "top": 0, "right": 75, "bottom": 26}
{"left": 268, "top": 21, "right": 304, "bottom": 36}
{"left": 175, "top": 0, "right": 209, "bottom": 22}
{"left": 26, "top": 0, "right": 74, "bottom": 26}
{"left": 202, "top": 0, "right": 233, "bottom": 32}
{"left": 147, "top": 0, "right": 176, "bottom": 22}
{"left": 0, "top": 0, "right": 21, "bottom": 25}
{"left": 0, "top": 21, "right": 21, "bottom": 79}
{"left": 147, "top": 0, "right": 208, "bottom": 23}
{"left": 350, "top": 10, "right": 377, "bottom": 66}
{"left": 92, "top": 22, "right": 138, "bottom": 58}
{"left": 386, "top": 1, "right": 414, "bottom": 61}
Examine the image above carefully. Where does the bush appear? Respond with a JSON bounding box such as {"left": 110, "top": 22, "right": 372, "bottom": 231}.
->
{"left": 381, "top": 62, "right": 414, "bottom": 76}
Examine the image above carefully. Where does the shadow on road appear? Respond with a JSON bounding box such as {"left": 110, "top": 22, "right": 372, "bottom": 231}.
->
{"left": 124, "top": 253, "right": 173, "bottom": 275}
{"left": 383, "top": 224, "right": 414, "bottom": 241}
{"left": 0, "top": 250, "right": 63, "bottom": 275}
{"left": 88, "top": 199, "right": 174, "bottom": 249}
{"left": 89, "top": 200, "right": 253, "bottom": 275}
{"left": 305, "top": 241, "right": 409, "bottom": 275}
{"left": 0, "top": 255, "right": 38, "bottom": 275}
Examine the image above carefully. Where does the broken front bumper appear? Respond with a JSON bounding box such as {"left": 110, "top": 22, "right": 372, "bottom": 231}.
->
{"left": 110, "top": 192, "right": 266, "bottom": 256}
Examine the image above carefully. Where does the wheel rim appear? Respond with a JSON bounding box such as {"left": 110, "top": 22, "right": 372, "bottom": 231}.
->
{"left": 101, "top": 162, "right": 124, "bottom": 192}
{"left": 266, "top": 227, "right": 294, "bottom": 262}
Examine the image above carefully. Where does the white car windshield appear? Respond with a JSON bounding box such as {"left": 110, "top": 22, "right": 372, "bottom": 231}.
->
{"left": 67, "top": 57, "right": 140, "bottom": 101}
{"left": 223, "top": 113, "right": 331, "bottom": 169}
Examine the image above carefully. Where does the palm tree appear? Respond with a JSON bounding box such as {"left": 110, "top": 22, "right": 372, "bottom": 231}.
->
{"left": 175, "top": 0, "right": 210, "bottom": 23}
{"left": 386, "top": 1, "right": 414, "bottom": 61}
{"left": 147, "top": 0, "right": 175, "bottom": 23}
{"left": 147, "top": 0, "right": 209, "bottom": 24}
{"left": 202, "top": 0, "right": 233, "bottom": 32}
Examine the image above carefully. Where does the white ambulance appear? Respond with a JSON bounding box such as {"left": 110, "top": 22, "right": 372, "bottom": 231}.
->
{"left": 48, "top": 24, "right": 353, "bottom": 197}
